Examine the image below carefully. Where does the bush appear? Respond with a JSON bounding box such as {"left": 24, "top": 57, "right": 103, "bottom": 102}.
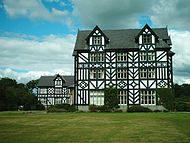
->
{"left": 47, "top": 104, "right": 76, "bottom": 112}
{"left": 175, "top": 101, "right": 190, "bottom": 112}
{"left": 97, "top": 105, "right": 110, "bottom": 112}
{"left": 175, "top": 101, "right": 186, "bottom": 111}
{"left": 128, "top": 105, "right": 152, "bottom": 112}
{"left": 185, "top": 102, "right": 190, "bottom": 112}
{"left": 89, "top": 105, "right": 98, "bottom": 112}
{"left": 89, "top": 105, "right": 112, "bottom": 112}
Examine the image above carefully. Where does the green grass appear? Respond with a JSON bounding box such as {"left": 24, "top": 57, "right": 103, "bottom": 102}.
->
{"left": 0, "top": 111, "right": 190, "bottom": 143}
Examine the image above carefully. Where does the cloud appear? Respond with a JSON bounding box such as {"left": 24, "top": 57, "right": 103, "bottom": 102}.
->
{"left": 0, "top": 33, "right": 76, "bottom": 79}
{"left": 151, "top": 0, "right": 190, "bottom": 30}
{"left": 72, "top": 0, "right": 156, "bottom": 29}
{"left": 3, "top": 0, "right": 73, "bottom": 25}
{"left": 72, "top": 0, "right": 190, "bottom": 30}
{"left": 169, "top": 30, "right": 190, "bottom": 84}
{"left": 0, "top": 67, "right": 71, "bottom": 83}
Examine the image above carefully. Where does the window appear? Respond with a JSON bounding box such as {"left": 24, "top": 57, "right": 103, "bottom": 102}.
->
{"left": 117, "top": 53, "right": 127, "bottom": 62}
{"left": 140, "top": 69, "right": 147, "bottom": 78}
{"left": 90, "top": 69, "right": 104, "bottom": 79}
{"left": 141, "top": 90, "right": 156, "bottom": 105}
{"left": 90, "top": 53, "right": 96, "bottom": 62}
{"left": 118, "top": 90, "right": 127, "bottom": 105}
{"left": 90, "top": 53, "right": 104, "bottom": 62}
{"left": 55, "top": 77, "right": 62, "bottom": 86}
{"left": 117, "top": 69, "right": 127, "bottom": 79}
{"left": 55, "top": 88, "right": 62, "bottom": 94}
{"left": 148, "top": 52, "right": 155, "bottom": 61}
{"left": 90, "top": 70, "right": 96, "bottom": 79}
{"left": 140, "top": 69, "right": 155, "bottom": 79}
{"left": 98, "top": 70, "right": 104, "bottom": 79}
{"left": 39, "top": 88, "right": 47, "bottom": 94}
{"left": 94, "top": 37, "right": 101, "bottom": 45}
{"left": 148, "top": 69, "right": 155, "bottom": 78}
{"left": 143, "top": 34, "right": 151, "bottom": 44}
{"left": 140, "top": 52, "right": 147, "bottom": 61}
{"left": 98, "top": 53, "right": 104, "bottom": 62}
{"left": 90, "top": 91, "right": 104, "bottom": 105}
{"left": 55, "top": 98, "right": 62, "bottom": 104}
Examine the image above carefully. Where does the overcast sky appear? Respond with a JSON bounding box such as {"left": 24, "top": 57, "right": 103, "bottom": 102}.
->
{"left": 0, "top": 0, "right": 190, "bottom": 84}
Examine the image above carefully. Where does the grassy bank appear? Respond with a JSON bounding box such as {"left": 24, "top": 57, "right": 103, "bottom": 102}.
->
{"left": 0, "top": 111, "right": 190, "bottom": 143}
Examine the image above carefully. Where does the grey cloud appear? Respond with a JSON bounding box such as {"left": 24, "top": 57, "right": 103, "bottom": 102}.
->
{"left": 151, "top": 0, "right": 190, "bottom": 30}
{"left": 72, "top": 0, "right": 156, "bottom": 29}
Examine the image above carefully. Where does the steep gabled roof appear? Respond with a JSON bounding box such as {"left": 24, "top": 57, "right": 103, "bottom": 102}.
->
{"left": 135, "top": 24, "right": 159, "bottom": 41}
{"left": 85, "top": 25, "right": 109, "bottom": 44}
{"left": 37, "top": 75, "right": 74, "bottom": 88}
{"left": 73, "top": 25, "right": 171, "bottom": 51}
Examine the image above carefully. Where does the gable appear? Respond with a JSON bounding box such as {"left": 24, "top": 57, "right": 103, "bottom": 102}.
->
{"left": 37, "top": 75, "right": 74, "bottom": 87}
{"left": 135, "top": 24, "right": 159, "bottom": 44}
{"left": 73, "top": 25, "right": 171, "bottom": 51}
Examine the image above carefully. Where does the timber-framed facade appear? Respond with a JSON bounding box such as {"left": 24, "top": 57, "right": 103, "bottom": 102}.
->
{"left": 73, "top": 24, "right": 175, "bottom": 110}
{"left": 37, "top": 74, "right": 74, "bottom": 107}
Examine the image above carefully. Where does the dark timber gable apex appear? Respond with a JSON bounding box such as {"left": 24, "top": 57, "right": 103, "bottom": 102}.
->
{"left": 135, "top": 24, "right": 159, "bottom": 43}
{"left": 85, "top": 25, "right": 109, "bottom": 45}
{"left": 73, "top": 24, "right": 172, "bottom": 52}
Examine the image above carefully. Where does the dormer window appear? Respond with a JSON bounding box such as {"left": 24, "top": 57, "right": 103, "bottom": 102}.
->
{"left": 55, "top": 77, "right": 62, "bottom": 86}
{"left": 94, "top": 37, "right": 101, "bottom": 45}
{"left": 143, "top": 34, "right": 152, "bottom": 44}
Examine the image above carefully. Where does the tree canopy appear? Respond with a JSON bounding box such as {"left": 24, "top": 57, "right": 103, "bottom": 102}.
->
{"left": 0, "top": 77, "right": 44, "bottom": 111}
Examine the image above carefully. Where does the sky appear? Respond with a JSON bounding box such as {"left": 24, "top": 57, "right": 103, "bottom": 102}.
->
{"left": 0, "top": 0, "right": 190, "bottom": 84}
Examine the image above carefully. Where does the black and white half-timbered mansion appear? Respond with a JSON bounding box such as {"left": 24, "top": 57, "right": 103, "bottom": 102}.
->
{"left": 37, "top": 24, "right": 175, "bottom": 111}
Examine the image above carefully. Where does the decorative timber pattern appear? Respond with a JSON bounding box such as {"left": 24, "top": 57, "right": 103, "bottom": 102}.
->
{"left": 73, "top": 24, "right": 175, "bottom": 107}
{"left": 37, "top": 74, "right": 74, "bottom": 107}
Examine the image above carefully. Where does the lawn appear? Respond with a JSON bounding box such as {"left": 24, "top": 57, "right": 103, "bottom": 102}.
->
{"left": 0, "top": 111, "right": 190, "bottom": 143}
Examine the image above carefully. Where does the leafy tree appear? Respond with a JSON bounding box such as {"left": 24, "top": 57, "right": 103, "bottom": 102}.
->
{"left": 104, "top": 87, "right": 119, "bottom": 111}
{"left": 0, "top": 77, "right": 44, "bottom": 111}
{"left": 26, "top": 79, "right": 39, "bottom": 95}
{"left": 157, "top": 88, "right": 174, "bottom": 111}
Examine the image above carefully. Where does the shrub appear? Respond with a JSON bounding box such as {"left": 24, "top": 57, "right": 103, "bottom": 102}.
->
{"left": 104, "top": 87, "right": 119, "bottom": 111}
{"left": 185, "top": 102, "right": 190, "bottom": 112}
{"left": 128, "top": 105, "right": 152, "bottom": 112}
{"left": 47, "top": 104, "right": 76, "bottom": 112}
{"left": 89, "top": 105, "right": 98, "bottom": 112}
{"left": 97, "top": 105, "right": 110, "bottom": 112}
{"left": 175, "top": 101, "right": 186, "bottom": 111}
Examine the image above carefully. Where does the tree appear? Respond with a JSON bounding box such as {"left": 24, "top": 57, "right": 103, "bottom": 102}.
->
{"left": 104, "top": 87, "right": 119, "bottom": 111}
{"left": 26, "top": 79, "right": 39, "bottom": 95}
{"left": 157, "top": 88, "right": 174, "bottom": 111}
{"left": 0, "top": 77, "right": 44, "bottom": 111}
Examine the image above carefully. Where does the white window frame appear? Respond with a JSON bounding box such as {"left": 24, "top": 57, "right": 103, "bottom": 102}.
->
{"left": 55, "top": 77, "right": 62, "bottom": 86}
{"left": 118, "top": 90, "right": 127, "bottom": 105}
{"left": 140, "top": 69, "right": 147, "bottom": 78}
{"left": 55, "top": 88, "right": 62, "bottom": 94}
{"left": 55, "top": 98, "right": 62, "bottom": 104}
{"left": 148, "top": 69, "right": 155, "bottom": 78}
{"left": 148, "top": 52, "right": 155, "bottom": 61}
{"left": 90, "top": 53, "right": 96, "bottom": 62}
{"left": 98, "top": 53, "right": 104, "bottom": 62}
{"left": 98, "top": 70, "right": 104, "bottom": 79}
{"left": 141, "top": 90, "right": 156, "bottom": 105}
{"left": 117, "top": 69, "right": 127, "bottom": 79}
{"left": 117, "top": 53, "right": 127, "bottom": 62}
{"left": 90, "top": 91, "right": 104, "bottom": 105}
{"left": 143, "top": 34, "right": 152, "bottom": 44}
{"left": 140, "top": 52, "right": 147, "bottom": 61}
{"left": 90, "top": 53, "right": 104, "bottom": 62}
{"left": 94, "top": 37, "right": 101, "bottom": 45}
{"left": 39, "top": 88, "right": 47, "bottom": 94}
{"left": 90, "top": 70, "right": 96, "bottom": 79}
